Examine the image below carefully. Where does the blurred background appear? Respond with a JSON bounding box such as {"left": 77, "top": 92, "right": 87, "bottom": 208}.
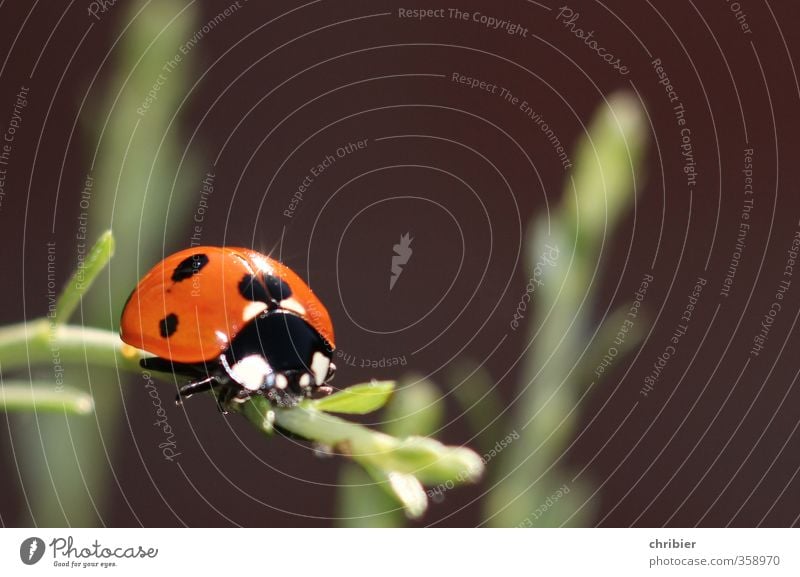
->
{"left": 0, "top": 0, "right": 799, "bottom": 527}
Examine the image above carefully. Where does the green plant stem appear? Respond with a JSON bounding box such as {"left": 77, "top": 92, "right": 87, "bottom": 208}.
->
{"left": 54, "top": 231, "right": 114, "bottom": 326}
{"left": 0, "top": 317, "right": 481, "bottom": 488}
{"left": 0, "top": 318, "right": 483, "bottom": 519}
{"left": 0, "top": 320, "right": 141, "bottom": 373}
{"left": 335, "top": 375, "right": 445, "bottom": 526}
{"left": 363, "top": 465, "right": 427, "bottom": 519}
{"left": 49, "top": 0, "right": 199, "bottom": 529}
{"left": 0, "top": 317, "right": 483, "bottom": 521}
{"left": 0, "top": 383, "right": 94, "bottom": 415}
{"left": 488, "top": 92, "right": 647, "bottom": 527}
{"left": 240, "top": 396, "right": 484, "bottom": 486}
{"left": 337, "top": 465, "right": 405, "bottom": 527}
{"left": 308, "top": 380, "right": 395, "bottom": 414}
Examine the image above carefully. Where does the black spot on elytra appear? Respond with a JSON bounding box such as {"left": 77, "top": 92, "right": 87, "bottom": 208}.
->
{"left": 171, "top": 253, "right": 209, "bottom": 282}
{"left": 159, "top": 313, "right": 178, "bottom": 338}
{"left": 239, "top": 274, "right": 270, "bottom": 302}
{"left": 265, "top": 275, "right": 292, "bottom": 301}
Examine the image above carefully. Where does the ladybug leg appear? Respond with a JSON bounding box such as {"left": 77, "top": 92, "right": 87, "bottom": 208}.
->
{"left": 175, "top": 376, "right": 218, "bottom": 405}
{"left": 142, "top": 356, "right": 209, "bottom": 378}
{"left": 216, "top": 385, "right": 240, "bottom": 414}
{"left": 297, "top": 372, "right": 334, "bottom": 398}
{"left": 326, "top": 362, "right": 336, "bottom": 382}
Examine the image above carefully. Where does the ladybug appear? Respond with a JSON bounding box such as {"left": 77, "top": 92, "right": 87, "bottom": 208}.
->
{"left": 120, "top": 246, "right": 336, "bottom": 410}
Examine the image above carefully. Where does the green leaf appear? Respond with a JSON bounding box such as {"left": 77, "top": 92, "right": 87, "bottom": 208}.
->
{"left": 271, "top": 406, "right": 483, "bottom": 483}
{"left": 566, "top": 91, "right": 647, "bottom": 247}
{"left": 336, "top": 464, "right": 406, "bottom": 527}
{"left": 336, "top": 376, "right": 444, "bottom": 525}
{"left": 0, "top": 382, "right": 94, "bottom": 415}
{"left": 54, "top": 230, "right": 115, "bottom": 325}
{"left": 0, "top": 321, "right": 144, "bottom": 374}
{"left": 447, "top": 361, "right": 506, "bottom": 454}
{"left": 307, "top": 380, "right": 395, "bottom": 414}
{"left": 487, "top": 92, "right": 648, "bottom": 527}
{"left": 578, "top": 305, "right": 649, "bottom": 385}
{"left": 384, "top": 436, "right": 484, "bottom": 486}
{"left": 363, "top": 464, "right": 428, "bottom": 519}
{"left": 387, "top": 472, "right": 427, "bottom": 519}
{"left": 239, "top": 392, "right": 484, "bottom": 488}
{"left": 383, "top": 374, "right": 444, "bottom": 438}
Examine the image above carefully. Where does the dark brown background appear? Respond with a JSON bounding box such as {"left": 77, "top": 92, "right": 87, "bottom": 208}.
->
{"left": 0, "top": 0, "right": 799, "bottom": 527}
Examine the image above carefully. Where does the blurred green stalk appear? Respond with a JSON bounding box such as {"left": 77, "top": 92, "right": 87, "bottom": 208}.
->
{"left": 18, "top": 1, "right": 198, "bottom": 526}
{"left": 1, "top": 383, "right": 94, "bottom": 415}
{"left": 488, "top": 92, "right": 647, "bottom": 527}
{"left": 336, "top": 375, "right": 445, "bottom": 526}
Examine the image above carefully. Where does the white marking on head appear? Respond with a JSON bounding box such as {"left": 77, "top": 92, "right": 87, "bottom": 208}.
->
{"left": 311, "top": 352, "right": 330, "bottom": 386}
{"left": 279, "top": 297, "right": 306, "bottom": 317}
{"left": 299, "top": 373, "right": 312, "bottom": 388}
{"left": 230, "top": 355, "right": 272, "bottom": 391}
{"left": 275, "top": 374, "right": 288, "bottom": 390}
{"left": 242, "top": 301, "right": 268, "bottom": 323}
